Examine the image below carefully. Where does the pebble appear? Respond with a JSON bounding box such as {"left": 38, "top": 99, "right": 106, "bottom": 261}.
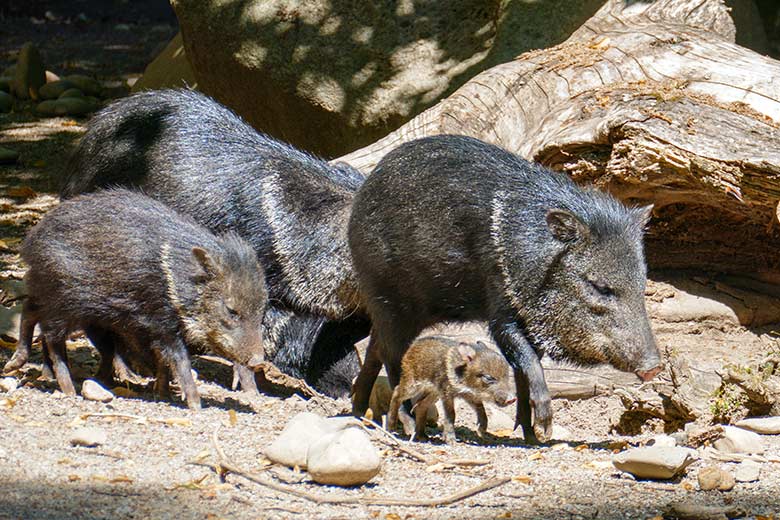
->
{"left": 612, "top": 446, "right": 696, "bottom": 480}
{"left": 81, "top": 379, "right": 114, "bottom": 403}
{"left": 0, "top": 91, "right": 12, "bottom": 113}
{"left": 306, "top": 427, "right": 382, "bottom": 486}
{"left": 265, "top": 412, "right": 357, "bottom": 469}
{"left": 734, "top": 460, "right": 761, "bottom": 482}
{"left": 0, "top": 377, "right": 18, "bottom": 393}
{"left": 70, "top": 427, "right": 107, "bottom": 447}
{"left": 0, "top": 146, "right": 19, "bottom": 165}
{"left": 735, "top": 416, "right": 780, "bottom": 435}
{"left": 697, "top": 465, "right": 735, "bottom": 491}
{"left": 39, "top": 80, "right": 76, "bottom": 100}
{"left": 713, "top": 425, "right": 764, "bottom": 454}
{"left": 37, "top": 97, "right": 96, "bottom": 117}
{"left": 12, "top": 42, "right": 46, "bottom": 100}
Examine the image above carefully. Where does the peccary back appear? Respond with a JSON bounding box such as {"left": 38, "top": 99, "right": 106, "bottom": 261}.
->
{"left": 60, "top": 89, "right": 368, "bottom": 396}
{"left": 349, "top": 135, "right": 661, "bottom": 442}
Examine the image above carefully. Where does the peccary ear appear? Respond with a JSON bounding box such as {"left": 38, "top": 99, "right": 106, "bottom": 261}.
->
{"left": 633, "top": 204, "right": 654, "bottom": 230}
{"left": 457, "top": 344, "right": 476, "bottom": 364}
{"left": 191, "top": 247, "right": 219, "bottom": 279}
{"left": 546, "top": 209, "right": 589, "bottom": 243}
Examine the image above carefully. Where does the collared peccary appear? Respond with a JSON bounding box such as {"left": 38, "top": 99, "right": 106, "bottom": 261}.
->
{"left": 14, "top": 189, "right": 267, "bottom": 409}
{"left": 349, "top": 135, "right": 663, "bottom": 443}
{"left": 59, "top": 88, "right": 369, "bottom": 397}
{"left": 387, "top": 336, "right": 515, "bottom": 444}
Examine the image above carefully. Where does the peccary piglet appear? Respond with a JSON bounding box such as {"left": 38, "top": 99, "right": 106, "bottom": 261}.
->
{"left": 15, "top": 189, "right": 267, "bottom": 409}
{"left": 349, "top": 135, "right": 662, "bottom": 443}
{"left": 388, "top": 336, "right": 515, "bottom": 444}
{"left": 59, "top": 89, "right": 368, "bottom": 397}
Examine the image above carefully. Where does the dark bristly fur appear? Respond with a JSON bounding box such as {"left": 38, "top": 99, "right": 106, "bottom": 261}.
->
{"left": 349, "top": 135, "right": 662, "bottom": 443}
{"left": 10, "top": 189, "right": 267, "bottom": 409}
{"left": 388, "top": 336, "right": 515, "bottom": 444}
{"left": 59, "top": 89, "right": 368, "bottom": 396}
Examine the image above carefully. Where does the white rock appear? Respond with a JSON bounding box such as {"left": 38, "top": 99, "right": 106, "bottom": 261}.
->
{"left": 0, "top": 377, "right": 18, "bottom": 393}
{"left": 612, "top": 447, "right": 697, "bottom": 480}
{"left": 306, "top": 427, "right": 381, "bottom": 486}
{"left": 647, "top": 434, "right": 677, "bottom": 448}
{"left": 70, "top": 427, "right": 107, "bottom": 447}
{"left": 265, "top": 412, "right": 357, "bottom": 469}
{"left": 81, "top": 379, "right": 113, "bottom": 403}
{"left": 713, "top": 425, "right": 764, "bottom": 455}
{"left": 734, "top": 460, "right": 761, "bottom": 482}
{"left": 735, "top": 416, "right": 780, "bottom": 435}
{"left": 552, "top": 424, "right": 573, "bottom": 440}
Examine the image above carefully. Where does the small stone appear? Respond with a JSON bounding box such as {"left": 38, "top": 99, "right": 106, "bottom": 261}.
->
{"left": 734, "top": 460, "right": 761, "bottom": 482}
{"left": 52, "top": 97, "right": 96, "bottom": 116}
{"left": 0, "top": 377, "right": 18, "bottom": 393}
{"left": 647, "top": 434, "right": 677, "bottom": 448}
{"left": 735, "top": 416, "right": 780, "bottom": 435}
{"left": 698, "top": 465, "right": 735, "bottom": 491}
{"left": 0, "top": 146, "right": 19, "bottom": 165}
{"left": 70, "top": 427, "right": 107, "bottom": 447}
{"left": 36, "top": 100, "right": 58, "bottom": 116}
{"left": 670, "top": 431, "right": 688, "bottom": 446}
{"left": 306, "top": 427, "right": 381, "bottom": 486}
{"left": 0, "top": 91, "right": 12, "bottom": 113}
{"left": 612, "top": 446, "right": 697, "bottom": 480}
{"left": 39, "top": 80, "right": 75, "bottom": 100}
{"left": 81, "top": 379, "right": 113, "bottom": 403}
{"left": 63, "top": 74, "right": 102, "bottom": 96}
{"left": 552, "top": 424, "right": 572, "bottom": 440}
{"left": 58, "top": 88, "right": 84, "bottom": 99}
{"left": 12, "top": 43, "right": 46, "bottom": 100}
{"left": 45, "top": 70, "right": 60, "bottom": 83}
{"left": 713, "top": 425, "right": 764, "bottom": 454}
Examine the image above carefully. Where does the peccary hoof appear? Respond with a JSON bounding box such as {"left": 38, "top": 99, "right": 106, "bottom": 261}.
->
{"left": 533, "top": 420, "right": 553, "bottom": 444}
{"left": 3, "top": 351, "right": 27, "bottom": 373}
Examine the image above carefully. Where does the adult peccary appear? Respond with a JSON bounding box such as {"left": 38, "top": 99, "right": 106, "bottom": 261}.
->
{"left": 349, "top": 135, "right": 663, "bottom": 443}
{"left": 59, "top": 88, "right": 369, "bottom": 397}
{"left": 388, "top": 336, "right": 515, "bottom": 444}
{"left": 13, "top": 189, "right": 267, "bottom": 409}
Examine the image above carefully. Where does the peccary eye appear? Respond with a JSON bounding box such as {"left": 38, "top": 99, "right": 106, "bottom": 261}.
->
{"left": 588, "top": 280, "right": 614, "bottom": 298}
{"left": 481, "top": 374, "right": 497, "bottom": 385}
{"left": 225, "top": 306, "right": 240, "bottom": 319}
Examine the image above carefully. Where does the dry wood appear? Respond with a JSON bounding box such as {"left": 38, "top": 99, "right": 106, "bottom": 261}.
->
{"left": 337, "top": 0, "right": 780, "bottom": 280}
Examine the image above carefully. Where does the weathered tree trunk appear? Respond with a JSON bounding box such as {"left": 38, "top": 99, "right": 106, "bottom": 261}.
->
{"left": 338, "top": 0, "right": 780, "bottom": 282}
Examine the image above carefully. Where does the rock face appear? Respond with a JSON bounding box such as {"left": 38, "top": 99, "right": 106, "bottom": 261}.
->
{"left": 170, "top": 0, "right": 604, "bottom": 157}
{"left": 12, "top": 43, "right": 46, "bottom": 100}
{"left": 612, "top": 447, "right": 697, "bottom": 480}
{"left": 131, "top": 33, "right": 197, "bottom": 93}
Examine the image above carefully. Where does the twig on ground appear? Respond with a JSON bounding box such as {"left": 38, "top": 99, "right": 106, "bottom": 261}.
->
{"left": 198, "top": 427, "right": 508, "bottom": 507}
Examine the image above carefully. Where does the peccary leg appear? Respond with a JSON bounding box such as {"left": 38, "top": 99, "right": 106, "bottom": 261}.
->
{"left": 40, "top": 338, "right": 54, "bottom": 380}
{"left": 440, "top": 395, "right": 458, "bottom": 444}
{"left": 86, "top": 326, "right": 117, "bottom": 387}
{"left": 43, "top": 330, "right": 76, "bottom": 396}
{"left": 153, "top": 363, "right": 171, "bottom": 400}
{"left": 490, "top": 319, "right": 552, "bottom": 444}
{"left": 466, "top": 397, "right": 489, "bottom": 436}
{"left": 412, "top": 393, "right": 436, "bottom": 441}
{"left": 231, "top": 364, "right": 259, "bottom": 395}
{"left": 4, "top": 302, "right": 36, "bottom": 372}
{"left": 166, "top": 339, "right": 200, "bottom": 409}
{"left": 351, "top": 334, "right": 383, "bottom": 417}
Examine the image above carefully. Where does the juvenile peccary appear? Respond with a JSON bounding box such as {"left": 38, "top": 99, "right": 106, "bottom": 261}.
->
{"left": 59, "top": 88, "right": 368, "bottom": 397}
{"left": 349, "top": 135, "right": 663, "bottom": 443}
{"left": 388, "top": 336, "right": 515, "bottom": 444}
{"left": 15, "top": 189, "right": 267, "bottom": 409}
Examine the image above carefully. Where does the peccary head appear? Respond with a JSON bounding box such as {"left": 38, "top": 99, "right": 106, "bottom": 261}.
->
{"left": 447, "top": 341, "right": 516, "bottom": 407}
{"left": 185, "top": 234, "right": 267, "bottom": 369}
{"left": 496, "top": 188, "right": 662, "bottom": 381}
